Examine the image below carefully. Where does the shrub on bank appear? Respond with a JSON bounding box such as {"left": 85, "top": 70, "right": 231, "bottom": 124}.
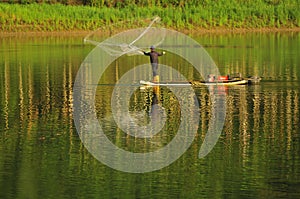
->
{"left": 0, "top": 1, "right": 299, "bottom": 32}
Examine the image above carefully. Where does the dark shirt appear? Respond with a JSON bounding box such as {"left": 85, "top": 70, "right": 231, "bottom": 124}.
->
{"left": 144, "top": 51, "right": 163, "bottom": 64}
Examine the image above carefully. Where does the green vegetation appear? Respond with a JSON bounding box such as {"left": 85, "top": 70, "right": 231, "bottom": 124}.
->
{"left": 0, "top": 0, "right": 299, "bottom": 32}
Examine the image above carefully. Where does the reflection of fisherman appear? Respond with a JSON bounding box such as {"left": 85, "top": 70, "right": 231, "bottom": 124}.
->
{"left": 152, "top": 87, "right": 159, "bottom": 106}
{"left": 149, "top": 86, "right": 161, "bottom": 120}
{"left": 143, "top": 46, "right": 165, "bottom": 82}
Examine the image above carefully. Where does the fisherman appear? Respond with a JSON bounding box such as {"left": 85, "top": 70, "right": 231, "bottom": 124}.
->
{"left": 143, "top": 46, "right": 165, "bottom": 82}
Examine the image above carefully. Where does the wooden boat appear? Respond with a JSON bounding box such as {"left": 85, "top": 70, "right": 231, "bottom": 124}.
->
{"left": 140, "top": 78, "right": 259, "bottom": 87}
{"left": 140, "top": 80, "right": 191, "bottom": 86}
{"left": 140, "top": 75, "right": 261, "bottom": 87}
{"left": 191, "top": 79, "right": 249, "bottom": 86}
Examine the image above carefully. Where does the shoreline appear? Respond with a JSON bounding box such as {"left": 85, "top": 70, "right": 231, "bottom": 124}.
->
{"left": 1, "top": 27, "right": 300, "bottom": 37}
{"left": 181, "top": 27, "right": 300, "bottom": 35}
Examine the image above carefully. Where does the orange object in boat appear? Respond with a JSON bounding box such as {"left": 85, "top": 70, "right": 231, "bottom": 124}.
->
{"left": 217, "top": 75, "right": 229, "bottom": 80}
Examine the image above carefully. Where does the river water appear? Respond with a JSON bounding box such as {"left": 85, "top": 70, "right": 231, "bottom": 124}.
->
{"left": 0, "top": 32, "right": 299, "bottom": 198}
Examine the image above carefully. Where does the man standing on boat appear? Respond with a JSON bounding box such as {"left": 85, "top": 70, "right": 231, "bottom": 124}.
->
{"left": 143, "top": 46, "right": 165, "bottom": 82}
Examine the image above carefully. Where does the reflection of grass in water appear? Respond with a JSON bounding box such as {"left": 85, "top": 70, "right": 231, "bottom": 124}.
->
{"left": 0, "top": 1, "right": 299, "bottom": 31}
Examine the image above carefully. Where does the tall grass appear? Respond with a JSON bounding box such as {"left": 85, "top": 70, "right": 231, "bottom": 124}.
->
{"left": 0, "top": 0, "right": 299, "bottom": 32}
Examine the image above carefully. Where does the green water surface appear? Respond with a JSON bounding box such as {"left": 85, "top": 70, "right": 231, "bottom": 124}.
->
{"left": 0, "top": 32, "right": 299, "bottom": 199}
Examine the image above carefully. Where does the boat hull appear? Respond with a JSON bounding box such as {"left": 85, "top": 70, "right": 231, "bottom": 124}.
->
{"left": 191, "top": 79, "right": 249, "bottom": 86}
{"left": 140, "top": 79, "right": 250, "bottom": 86}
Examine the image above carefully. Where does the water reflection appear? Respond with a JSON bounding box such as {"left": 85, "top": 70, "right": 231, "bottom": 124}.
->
{"left": 3, "top": 62, "right": 9, "bottom": 130}
{"left": 197, "top": 33, "right": 300, "bottom": 81}
{"left": 0, "top": 34, "right": 299, "bottom": 198}
{"left": 1, "top": 58, "right": 299, "bottom": 155}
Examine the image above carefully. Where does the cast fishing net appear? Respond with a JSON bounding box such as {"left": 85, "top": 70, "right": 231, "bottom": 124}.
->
{"left": 84, "top": 16, "right": 166, "bottom": 56}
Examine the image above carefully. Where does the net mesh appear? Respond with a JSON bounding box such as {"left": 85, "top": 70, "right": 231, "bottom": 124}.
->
{"left": 84, "top": 16, "right": 166, "bottom": 56}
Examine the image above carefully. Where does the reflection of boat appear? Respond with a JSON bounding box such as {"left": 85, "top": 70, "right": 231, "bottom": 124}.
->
{"left": 140, "top": 76, "right": 260, "bottom": 87}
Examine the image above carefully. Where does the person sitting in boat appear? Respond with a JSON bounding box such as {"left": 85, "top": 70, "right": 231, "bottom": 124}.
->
{"left": 143, "top": 46, "right": 165, "bottom": 82}
{"left": 207, "top": 74, "right": 215, "bottom": 82}
{"left": 207, "top": 74, "right": 230, "bottom": 82}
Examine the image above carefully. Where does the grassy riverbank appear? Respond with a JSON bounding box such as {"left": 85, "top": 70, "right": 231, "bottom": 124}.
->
{"left": 0, "top": 2, "right": 299, "bottom": 32}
